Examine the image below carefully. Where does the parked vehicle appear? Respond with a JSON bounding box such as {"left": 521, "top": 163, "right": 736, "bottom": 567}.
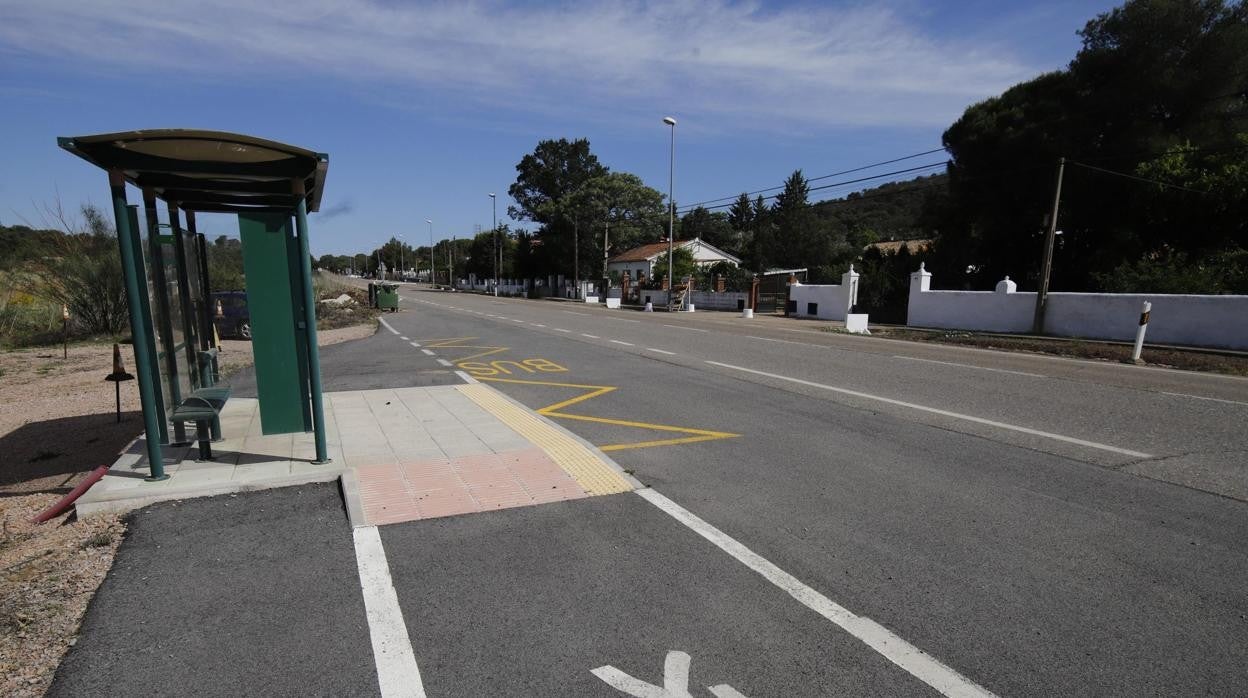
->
{"left": 212, "top": 291, "right": 251, "bottom": 340}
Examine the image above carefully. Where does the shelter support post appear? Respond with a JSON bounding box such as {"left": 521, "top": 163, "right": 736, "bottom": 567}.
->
{"left": 109, "top": 172, "right": 169, "bottom": 481}
{"left": 143, "top": 189, "right": 188, "bottom": 445}
{"left": 294, "top": 195, "right": 329, "bottom": 464}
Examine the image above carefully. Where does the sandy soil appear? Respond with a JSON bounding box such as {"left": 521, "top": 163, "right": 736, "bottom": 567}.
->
{"left": 0, "top": 319, "right": 375, "bottom": 695}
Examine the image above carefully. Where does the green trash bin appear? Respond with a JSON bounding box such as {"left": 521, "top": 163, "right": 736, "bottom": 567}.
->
{"left": 376, "top": 282, "right": 399, "bottom": 311}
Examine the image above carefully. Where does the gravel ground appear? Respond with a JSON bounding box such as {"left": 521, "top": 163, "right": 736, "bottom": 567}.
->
{"left": 0, "top": 320, "right": 375, "bottom": 695}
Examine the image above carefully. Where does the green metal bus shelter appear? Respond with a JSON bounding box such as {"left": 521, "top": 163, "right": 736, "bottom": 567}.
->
{"left": 59, "top": 130, "right": 332, "bottom": 480}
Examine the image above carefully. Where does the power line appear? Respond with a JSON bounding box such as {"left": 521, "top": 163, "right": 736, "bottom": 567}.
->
{"left": 690, "top": 161, "right": 950, "bottom": 213}
{"left": 1066, "top": 160, "right": 1210, "bottom": 194}
{"left": 679, "top": 147, "right": 948, "bottom": 211}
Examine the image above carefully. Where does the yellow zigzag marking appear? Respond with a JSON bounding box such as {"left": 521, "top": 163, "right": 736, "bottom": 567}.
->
{"left": 477, "top": 376, "right": 739, "bottom": 452}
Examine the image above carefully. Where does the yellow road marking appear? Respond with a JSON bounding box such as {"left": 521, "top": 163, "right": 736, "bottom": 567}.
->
{"left": 456, "top": 384, "right": 632, "bottom": 495}
{"left": 476, "top": 376, "right": 739, "bottom": 453}
{"left": 413, "top": 336, "right": 478, "bottom": 346}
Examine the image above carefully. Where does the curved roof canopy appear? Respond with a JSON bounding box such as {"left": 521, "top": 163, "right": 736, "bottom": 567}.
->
{"left": 58, "top": 129, "right": 329, "bottom": 213}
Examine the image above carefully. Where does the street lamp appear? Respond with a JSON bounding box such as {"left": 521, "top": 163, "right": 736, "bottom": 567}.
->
{"left": 399, "top": 233, "right": 405, "bottom": 282}
{"left": 426, "top": 218, "right": 433, "bottom": 285}
{"left": 489, "top": 193, "right": 498, "bottom": 296}
{"left": 663, "top": 116, "right": 677, "bottom": 310}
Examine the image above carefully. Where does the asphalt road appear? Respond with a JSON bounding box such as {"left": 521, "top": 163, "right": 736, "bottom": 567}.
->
{"left": 56, "top": 286, "right": 1248, "bottom": 696}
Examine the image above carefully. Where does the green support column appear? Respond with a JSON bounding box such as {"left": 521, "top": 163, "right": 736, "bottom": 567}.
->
{"left": 126, "top": 205, "right": 168, "bottom": 443}
{"left": 294, "top": 197, "right": 330, "bottom": 463}
{"left": 143, "top": 190, "right": 187, "bottom": 445}
{"left": 109, "top": 172, "right": 169, "bottom": 481}
{"left": 167, "top": 202, "right": 200, "bottom": 388}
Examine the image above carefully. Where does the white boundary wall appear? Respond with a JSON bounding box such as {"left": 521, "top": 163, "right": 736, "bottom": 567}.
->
{"left": 637, "top": 289, "right": 750, "bottom": 311}
{"left": 906, "top": 265, "right": 1248, "bottom": 350}
{"left": 789, "top": 267, "right": 860, "bottom": 322}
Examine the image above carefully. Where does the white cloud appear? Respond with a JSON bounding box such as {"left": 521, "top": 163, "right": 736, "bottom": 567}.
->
{"left": 0, "top": 0, "right": 1031, "bottom": 129}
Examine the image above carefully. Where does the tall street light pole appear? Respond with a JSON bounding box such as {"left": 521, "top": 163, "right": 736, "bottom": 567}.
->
{"left": 663, "top": 116, "right": 677, "bottom": 310}
{"left": 490, "top": 193, "right": 498, "bottom": 296}
{"left": 426, "top": 218, "right": 434, "bottom": 285}
{"left": 399, "top": 234, "right": 405, "bottom": 281}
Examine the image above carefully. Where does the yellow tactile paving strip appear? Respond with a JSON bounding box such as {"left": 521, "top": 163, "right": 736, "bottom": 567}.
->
{"left": 457, "top": 384, "right": 634, "bottom": 496}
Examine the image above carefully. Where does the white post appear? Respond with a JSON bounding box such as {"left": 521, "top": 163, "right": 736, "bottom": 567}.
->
{"left": 1131, "top": 300, "right": 1152, "bottom": 363}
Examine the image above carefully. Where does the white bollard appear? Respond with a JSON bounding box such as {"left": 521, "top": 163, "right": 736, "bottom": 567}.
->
{"left": 741, "top": 308, "right": 753, "bottom": 319}
{"left": 1131, "top": 300, "right": 1151, "bottom": 363}
{"left": 644, "top": 302, "right": 653, "bottom": 312}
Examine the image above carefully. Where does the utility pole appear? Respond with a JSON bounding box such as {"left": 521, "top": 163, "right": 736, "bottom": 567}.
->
{"left": 602, "top": 219, "right": 609, "bottom": 282}
{"left": 1032, "top": 157, "right": 1066, "bottom": 335}
{"left": 450, "top": 235, "right": 456, "bottom": 290}
{"left": 574, "top": 217, "right": 579, "bottom": 299}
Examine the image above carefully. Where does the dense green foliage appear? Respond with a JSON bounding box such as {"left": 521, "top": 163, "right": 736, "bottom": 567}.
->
{"left": 932, "top": 0, "right": 1247, "bottom": 292}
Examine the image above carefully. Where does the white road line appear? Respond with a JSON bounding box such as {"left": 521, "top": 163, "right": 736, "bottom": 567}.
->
{"left": 533, "top": 323, "right": 547, "bottom": 327}
{"left": 663, "top": 324, "right": 709, "bottom": 332}
{"left": 511, "top": 318, "right": 525, "bottom": 323}
{"left": 379, "top": 318, "right": 399, "bottom": 335}
{"left": 352, "top": 526, "right": 426, "bottom": 698}
{"left": 409, "top": 342, "right": 421, "bottom": 348}
{"left": 455, "top": 370, "right": 479, "bottom": 384}
{"left": 893, "top": 355, "right": 1045, "bottom": 378}
{"left": 1160, "top": 391, "right": 1248, "bottom": 407}
{"left": 563, "top": 310, "right": 590, "bottom": 316}
{"left": 436, "top": 358, "right": 453, "bottom": 367}
{"left": 746, "top": 335, "right": 816, "bottom": 347}
{"left": 399, "top": 336, "right": 409, "bottom": 341}
{"left": 610, "top": 340, "right": 635, "bottom": 346}
{"left": 421, "top": 349, "right": 435, "bottom": 356}
{"left": 706, "top": 361, "right": 1152, "bottom": 459}
{"left": 647, "top": 348, "right": 677, "bottom": 355}
{"left": 582, "top": 333, "right": 600, "bottom": 339}
{"left": 604, "top": 316, "right": 642, "bottom": 323}
{"left": 554, "top": 328, "right": 572, "bottom": 333}
{"left": 637, "top": 489, "right": 995, "bottom": 698}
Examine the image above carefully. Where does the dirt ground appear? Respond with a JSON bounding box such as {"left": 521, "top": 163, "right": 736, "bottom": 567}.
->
{"left": 0, "top": 320, "right": 375, "bottom": 696}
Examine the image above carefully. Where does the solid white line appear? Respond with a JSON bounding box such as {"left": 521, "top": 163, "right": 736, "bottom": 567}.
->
{"left": 582, "top": 333, "right": 600, "bottom": 339}
{"left": 647, "top": 348, "right": 677, "bottom": 355}
{"left": 436, "top": 359, "right": 452, "bottom": 367}
{"left": 455, "top": 370, "right": 479, "bottom": 384}
{"left": 421, "top": 349, "right": 435, "bottom": 356}
{"left": 604, "top": 316, "right": 642, "bottom": 323}
{"left": 563, "top": 310, "right": 590, "bottom": 316}
{"left": 746, "top": 335, "right": 816, "bottom": 347}
{"left": 554, "top": 328, "right": 571, "bottom": 333}
{"left": 663, "top": 324, "right": 709, "bottom": 332}
{"left": 610, "top": 340, "right": 635, "bottom": 346}
{"left": 399, "top": 336, "right": 409, "bottom": 341}
{"left": 637, "top": 489, "right": 995, "bottom": 698}
{"left": 352, "top": 526, "right": 426, "bottom": 698}
{"left": 379, "top": 318, "right": 399, "bottom": 335}
{"left": 1160, "top": 391, "right": 1248, "bottom": 407}
{"left": 705, "top": 360, "right": 1152, "bottom": 458}
{"left": 893, "top": 355, "right": 1045, "bottom": 378}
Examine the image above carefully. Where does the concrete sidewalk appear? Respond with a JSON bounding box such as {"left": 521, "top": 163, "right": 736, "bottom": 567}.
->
{"left": 78, "top": 382, "right": 639, "bottom": 524}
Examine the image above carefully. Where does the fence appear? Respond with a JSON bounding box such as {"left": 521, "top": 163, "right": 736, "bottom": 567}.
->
{"left": 906, "top": 264, "right": 1248, "bottom": 350}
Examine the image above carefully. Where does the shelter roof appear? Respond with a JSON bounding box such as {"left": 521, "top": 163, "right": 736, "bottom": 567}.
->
{"left": 58, "top": 129, "right": 329, "bottom": 213}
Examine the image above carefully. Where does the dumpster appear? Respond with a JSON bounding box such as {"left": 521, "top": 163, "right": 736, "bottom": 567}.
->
{"left": 376, "top": 282, "right": 399, "bottom": 311}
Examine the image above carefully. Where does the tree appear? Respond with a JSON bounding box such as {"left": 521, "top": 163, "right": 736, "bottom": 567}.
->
{"left": 652, "top": 246, "right": 696, "bottom": 285}
{"left": 562, "top": 173, "right": 666, "bottom": 280}
{"left": 679, "top": 206, "right": 738, "bottom": 253}
{"left": 508, "top": 138, "right": 610, "bottom": 278}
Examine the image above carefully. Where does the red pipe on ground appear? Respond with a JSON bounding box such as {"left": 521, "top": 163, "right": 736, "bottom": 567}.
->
{"left": 32, "top": 465, "right": 109, "bottom": 524}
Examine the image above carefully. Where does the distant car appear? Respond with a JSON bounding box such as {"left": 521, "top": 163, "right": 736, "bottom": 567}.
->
{"left": 212, "top": 291, "right": 251, "bottom": 340}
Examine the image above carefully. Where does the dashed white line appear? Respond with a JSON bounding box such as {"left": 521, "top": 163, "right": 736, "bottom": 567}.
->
{"left": 663, "top": 324, "right": 709, "bottom": 333}
{"left": 746, "top": 335, "right": 816, "bottom": 347}
{"left": 399, "top": 336, "right": 409, "bottom": 341}
{"left": 511, "top": 318, "right": 525, "bottom": 323}
{"left": 353, "top": 526, "right": 426, "bottom": 698}
{"left": 563, "top": 310, "right": 590, "bottom": 316}
{"left": 582, "top": 333, "right": 600, "bottom": 339}
{"left": 610, "top": 340, "right": 635, "bottom": 346}
{"left": 705, "top": 360, "right": 1152, "bottom": 458}
{"left": 604, "top": 316, "right": 641, "bottom": 323}
{"left": 421, "top": 349, "right": 435, "bottom": 356}
{"left": 533, "top": 323, "right": 547, "bottom": 327}
{"left": 1160, "top": 391, "right": 1248, "bottom": 407}
{"left": 554, "top": 328, "right": 571, "bottom": 333}
{"left": 409, "top": 341, "right": 421, "bottom": 348}
{"left": 892, "top": 355, "right": 1045, "bottom": 378}
{"left": 647, "top": 348, "right": 677, "bottom": 355}
{"left": 436, "top": 359, "right": 453, "bottom": 367}
{"left": 379, "top": 318, "right": 399, "bottom": 335}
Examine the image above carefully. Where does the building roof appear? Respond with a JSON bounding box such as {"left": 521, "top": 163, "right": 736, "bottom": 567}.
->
{"left": 58, "top": 129, "right": 329, "bottom": 213}
{"left": 608, "top": 238, "right": 741, "bottom": 265}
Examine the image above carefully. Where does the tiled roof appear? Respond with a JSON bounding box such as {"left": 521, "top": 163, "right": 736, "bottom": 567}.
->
{"left": 608, "top": 240, "right": 691, "bottom": 263}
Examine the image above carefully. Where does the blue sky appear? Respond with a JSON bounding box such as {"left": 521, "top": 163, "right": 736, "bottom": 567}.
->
{"left": 0, "top": 0, "right": 1121, "bottom": 256}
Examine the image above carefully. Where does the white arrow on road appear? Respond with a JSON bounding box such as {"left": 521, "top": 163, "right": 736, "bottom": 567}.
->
{"left": 591, "top": 650, "right": 747, "bottom": 698}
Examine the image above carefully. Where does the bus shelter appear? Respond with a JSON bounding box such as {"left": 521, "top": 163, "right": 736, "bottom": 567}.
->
{"left": 60, "top": 130, "right": 331, "bottom": 480}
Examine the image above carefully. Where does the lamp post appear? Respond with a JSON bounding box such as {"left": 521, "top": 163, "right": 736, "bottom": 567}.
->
{"left": 490, "top": 193, "right": 498, "bottom": 296}
{"left": 426, "top": 218, "right": 433, "bottom": 285}
{"left": 663, "top": 116, "right": 677, "bottom": 310}
{"left": 399, "top": 234, "right": 405, "bottom": 281}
